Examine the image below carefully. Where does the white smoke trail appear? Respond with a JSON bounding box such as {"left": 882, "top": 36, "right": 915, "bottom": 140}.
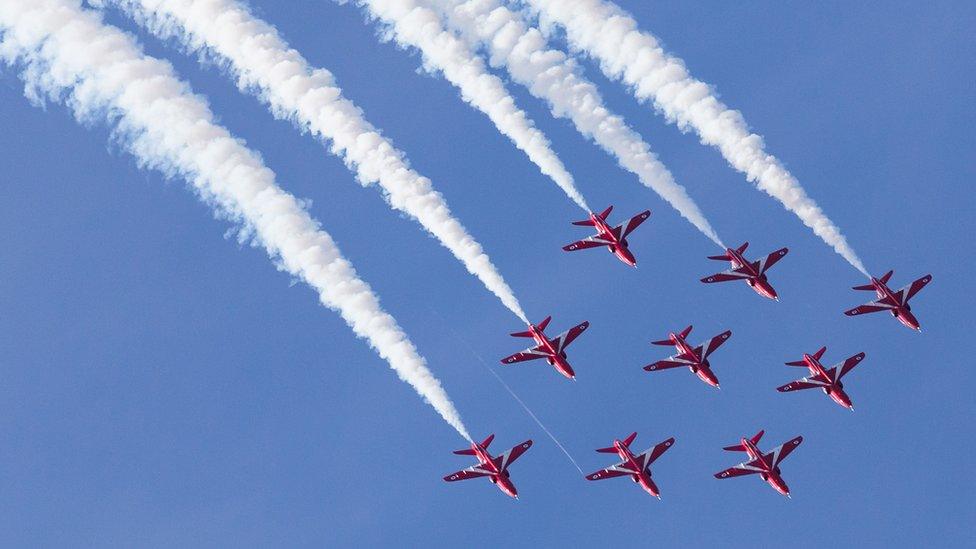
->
{"left": 105, "top": 0, "right": 531, "bottom": 322}
{"left": 525, "top": 0, "right": 869, "bottom": 275}
{"left": 0, "top": 0, "right": 472, "bottom": 441}
{"left": 430, "top": 0, "right": 724, "bottom": 248}
{"left": 351, "top": 0, "right": 589, "bottom": 212}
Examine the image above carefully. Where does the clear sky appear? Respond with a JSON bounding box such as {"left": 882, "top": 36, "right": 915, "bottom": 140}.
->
{"left": 1, "top": 1, "right": 973, "bottom": 546}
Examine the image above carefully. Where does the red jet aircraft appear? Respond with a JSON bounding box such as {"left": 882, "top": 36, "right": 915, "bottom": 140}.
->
{"left": 714, "top": 430, "right": 803, "bottom": 498}
{"left": 501, "top": 316, "right": 589, "bottom": 380}
{"left": 701, "top": 242, "right": 789, "bottom": 300}
{"left": 643, "top": 325, "right": 732, "bottom": 388}
{"left": 845, "top": 270, "right": 932, "bottom": 331}
{"left": 777, "top": 347, "right": 866, "bottom": 411}
{"left": 585, "top": 433, "right": 675, "bottom": 499}
{"left": 443, "top": 434, "right": 533, "bottom": 499}
{"left": 563, "top": 205, "right": 651, "bottom": 267}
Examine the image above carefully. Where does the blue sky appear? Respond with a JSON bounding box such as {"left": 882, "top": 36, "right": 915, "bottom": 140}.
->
{"left": 1, "top": 1, "right": 973, "bottom": 546}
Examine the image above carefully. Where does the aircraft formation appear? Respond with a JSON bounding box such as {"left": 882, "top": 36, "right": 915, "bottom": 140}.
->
{"left": 445, "top": 205, "right": 931, "bottom": 500}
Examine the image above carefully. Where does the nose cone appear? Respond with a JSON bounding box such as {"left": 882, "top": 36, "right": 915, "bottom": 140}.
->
{"left": 556, "top": 359, "right": 576, "bottom": 380}
{"left": 640, "top": 476, "right": 660, "bottom": 498}
{"left": 697, "top": 368, "right": 720, "bottom": 388}
{"left": 616, "top": 247, "right": 637, "bottom": 267}
{"left": 898, "top": 309, "right": 921, "bottom": 331}
{"left": 831, "top": 389, "right": 853, "bottom": 410}
{"left": 497, "top": 475, "right": 518, "bottom": 499}
{"left": 755, "top": 280, "right": 778, "bottom": 300}
{"left": 769, "top": 475, "right": 791, "bottom": 497}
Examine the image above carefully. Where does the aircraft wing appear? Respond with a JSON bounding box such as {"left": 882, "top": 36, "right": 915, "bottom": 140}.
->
{"left": 777, "top": 377, "right": 831, "bottom": 392}
{"left": 701, "top": 265, "right": 755, "bottom": 284}
{"left": 844, "top": 300, "right": 897, "bottom": 316}
{"left": 643, "top": 359, "right": 691, "bottom": 371}
{"left": 695, "top": 330, "right": 732, "bottom": 359}
{"left": 899, "top": 274, "right": 932, "bottom": 302}
{"left": 714, "top": 456, "right": 768, "bottom": 479}
{"left": 618, "top": 210, "right": 651, "bottom": 238}
{"left": 550, "top": 321, "right": 590, "bottom": 353}
{"left": 501, "top": 345, "right": 549, "bottom": 364}
{"left": 832, "top": 352, "right": 866, "bottom": 381}
{"left": 767, "top": 436, "right": 804, "bottom": 467}
{"left": 585, "top": 460, "right": 639, "bottom": 481}
{"left": 563, "top": 235, "right": 610, "bottom": 252}
{"left": 443, "top": 463, "right": 494, "bottom": 482}
{"left": 756, "top": 248, "right": 789, "bottom": 274}
{"left": 492, "top": 440, "right": 533, "bottom": 471}
{"left": 634, "top": 437, "right": 676, "bottom": 469}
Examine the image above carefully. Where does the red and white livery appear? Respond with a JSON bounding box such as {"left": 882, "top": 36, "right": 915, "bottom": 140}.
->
{"left": 777, "top": 346, "right": 866, "bottom": 411}
{"left": 443, "top": 434, "right": 533, "bottom": 499}
{"left": 845, "top": 270, "right": 932, "bottom": 331}
{"left": 563, "top": 205, "right": 651, "bottom": 267}
{"left": 701, "top": 242, "right": 789, "bottom": 300}
{"left": 501, "top": 316, "right": 589, "bottom": 380}
{"left": 714, "top": 430, "right": 803, "bottom": 497}
{"left": 643, "top": 325, "right": 732, "bottom": 388}
{"left": 585, "top": 432, "right": 675, "bottom": 499}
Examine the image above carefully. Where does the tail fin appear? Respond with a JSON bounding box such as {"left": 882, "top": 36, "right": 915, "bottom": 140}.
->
{"left": 723, "top": 430, "right": 764, "bottom": 452}
{"left": 813, "top": 346, "right": 827, "bottom": 361}
{"left": 880, "top": 270, "right": 893, "bottom": 285}
{"left": 736, "top": 242, "right": 749, "bottom": 254}
{"left": 622, "top": 432, "right": 637, "bottom": 448}
{"left": 679, "top": 325, "right": 693, "bottom": 339}
{"left": 536, "top": 316, "right": 552, "bottom": 332}
{"left": 598, "top": 205, "right": 613, "bottom": 220}
{"left": 512, "top": 316, "right": 550, "bottom": 337}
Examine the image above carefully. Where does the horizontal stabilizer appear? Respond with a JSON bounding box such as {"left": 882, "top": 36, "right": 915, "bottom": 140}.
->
{"left": 571, "top": 218, "right": 595, "bottom": 226}
{"left": 651, "top": 339, "right": 674, "bottom": 346}
{"left": 785, "top": 360, "right": 808, "bottom": 366}
{"left": 707, "top": 254, "right": 731, "bottom": 261}
{"left": 852, "top": 283, "right": 876, "bottom": 291}
{"left": 722, "top": 443, "right": 747, "bottom": 452}
{"left": 623, "top": 432, "right": 638, "bottom": 448}
{"left": 452, "top": 448, "right": 476, "bottom": 456}
{"left": 509, "top": 330, "right": 533, "bottom": 338}
{"left": 595, "top": 446, "right": 618, "bottom": 454}
{"left": 480, "top": 434, "right": 494, "bottom": 449}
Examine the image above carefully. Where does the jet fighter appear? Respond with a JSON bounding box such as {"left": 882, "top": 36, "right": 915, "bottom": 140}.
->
{"left": 714, "top": 430, "right": 803, "bottom": 497}
{"left": 443, "top": 434, "right": 533, "bottom": 499}
{"left": 563, "top": 205, "right": 651, "bottom": 267}
{"left": 585, "top": 433, "right": 675, "bottom": 499}
{"left": 777, "top": 347, "right": 866, "bottom": 411}
{"left": 845, "top": 270, "right": 931, "bottom": 331}
{"left": 701, "top": 242, "right": 789, "bottom": 300}
{"left": 501, "top": 316, "right": 589, "bottom": 380}
{"left": 643, "top": 325, "right": 732, "bottom": 388}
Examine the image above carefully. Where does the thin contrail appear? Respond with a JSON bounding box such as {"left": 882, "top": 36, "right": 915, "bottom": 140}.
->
{"left": 0, "top": 0, "right": 471, "bottom": 441}
{"left": 352, "top": 0, "right": 590, "bottom": 212}
{"left": 429, "top": 0, "right": 725, "bottom": 248}
{"left": 428, "top": 307, "right": 584, "bottom": 475}
{"left": 106, "top": 0, "right": 531, "bottom": 322}
{"left": 525, "top": 0, "right": 869, "bottom": 276}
